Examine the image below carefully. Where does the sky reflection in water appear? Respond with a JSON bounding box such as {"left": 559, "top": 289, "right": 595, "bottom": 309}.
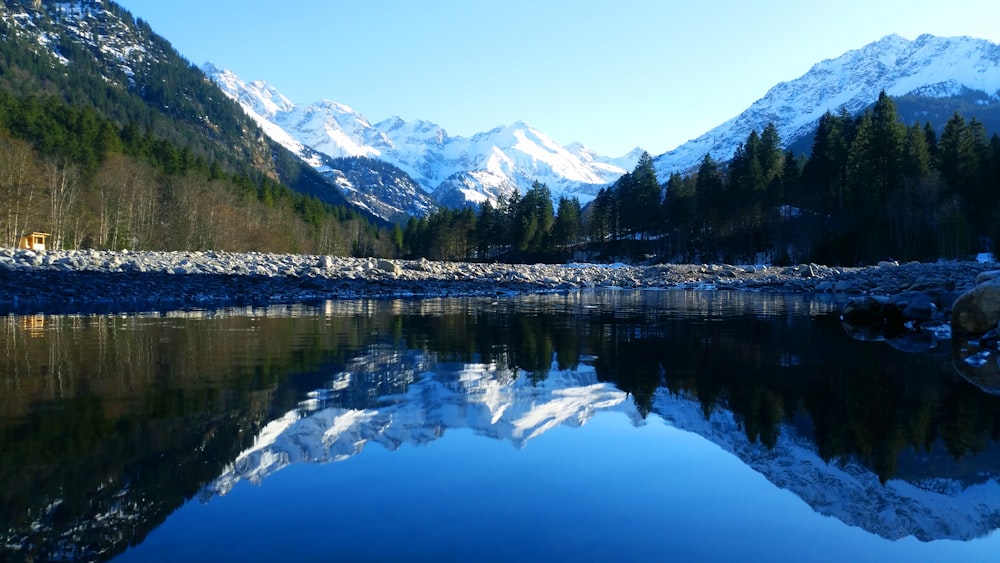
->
{"left": 1, "top": 290, "right": 999, "bottom": 562}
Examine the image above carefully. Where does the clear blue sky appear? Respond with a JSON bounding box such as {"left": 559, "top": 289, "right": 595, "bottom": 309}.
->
{"left": 115, "top": 0, "right": 1000, "bottom": 157}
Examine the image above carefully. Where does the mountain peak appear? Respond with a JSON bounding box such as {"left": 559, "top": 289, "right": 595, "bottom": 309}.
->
{"left": 654, "top": 34, "right": 1000, "bottom": 176}
{"left": 206, "top": 68, "right": 631, "bottom": 211}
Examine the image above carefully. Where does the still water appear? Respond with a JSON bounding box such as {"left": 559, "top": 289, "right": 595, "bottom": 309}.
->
{"left": 3, "top": 290, "right": 1000, "bottom": 562}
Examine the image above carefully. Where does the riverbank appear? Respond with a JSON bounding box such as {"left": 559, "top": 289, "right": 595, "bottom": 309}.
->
{"left": 0, "top": 248, "right": 992, "bottom": 315}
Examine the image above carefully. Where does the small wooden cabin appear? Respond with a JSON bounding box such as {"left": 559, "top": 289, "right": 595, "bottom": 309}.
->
{"left": 17, "top": 232, "right": 50, "bottom": 251}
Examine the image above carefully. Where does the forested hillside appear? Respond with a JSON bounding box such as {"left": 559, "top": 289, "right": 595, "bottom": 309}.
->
{"left": 0, "top": 0, "right": 395, "bottom": 255}
{"left": 405, "top": 92, "right": 1000, "bottom": 266}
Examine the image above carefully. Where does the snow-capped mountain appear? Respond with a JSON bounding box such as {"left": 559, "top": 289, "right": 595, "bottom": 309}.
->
{"left": 203, "top": 64, "right": 434, "bottom": 220}
{"left": 655, "top": 34, "right": 1000, "bottom": 177}
{"left": 201, "top": 344, "right": 1000, "bottom": 542}
{"left": 203, "top": 64, "right": 641, "bottom": 210}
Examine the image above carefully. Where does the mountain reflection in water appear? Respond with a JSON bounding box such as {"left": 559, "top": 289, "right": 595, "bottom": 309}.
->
{"left": 3, "top": 290, "right": 1000, "bottom": 562}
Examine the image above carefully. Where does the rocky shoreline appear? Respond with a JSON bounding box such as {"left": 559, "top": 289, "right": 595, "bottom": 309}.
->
{"left": 9, "top": 247, "right": 1000, "bottom": 394}
{"left": 0, "top": 247, "right": 991, "bottom": 315}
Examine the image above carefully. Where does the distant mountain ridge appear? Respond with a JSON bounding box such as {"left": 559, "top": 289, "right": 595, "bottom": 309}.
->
{"left": 0, "top": 0, "right": 364, "bottom": 214}
{"left": 654, "top": 34, "right": 1000, "bottom": 177}
{"left": 207, "top": 33, "right": 1000, "bottom": 219}
{"left": 203, "top": 64, "right": 643, "bottom": 213}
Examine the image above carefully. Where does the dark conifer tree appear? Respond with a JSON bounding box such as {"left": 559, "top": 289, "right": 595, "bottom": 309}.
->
{"left": 695, "top": 154, "right": 725, "bottom": 258}
{"left": 618, "top": 152, "right": 661, "bottom": 240}
{"left": 553, "top": 196, "right": 583, "bottom": 250}
{"left": 803, "top": 111, "right": 851, "bottom": 214}
{"left": 515, "top": 181, "right": 555, "bottom": 254}
{"left": 662, "top": 171, "right": 698, "bottom": 260}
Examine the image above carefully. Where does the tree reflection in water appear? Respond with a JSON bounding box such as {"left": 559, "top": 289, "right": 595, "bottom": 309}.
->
{"left": 2, "top": 291, "right": 1000, "bottom": 560}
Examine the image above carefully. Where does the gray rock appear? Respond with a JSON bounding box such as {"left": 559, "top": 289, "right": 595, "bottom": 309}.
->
{"left": 841, "top": 295, "right": 888, "bottom": 324}
{"left": 976, "top": 270, "right": 1000, "bottom": 284}
{"left": 953, "top": 278, "right": 1000, "bottom": 335}
{"left": 376, "top": 259, "right": 401, "bottom": 276}
{"left": 901, "top": 301, "right": 939, "bottom": 323}
{"left": 834, "top": 280, "right": 858, "bottom": 293}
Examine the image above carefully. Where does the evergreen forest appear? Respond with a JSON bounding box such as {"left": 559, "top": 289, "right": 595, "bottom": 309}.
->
{"left": 403, "top": 92, "right": 1000, "bottom": 266}
{"left": 0, "top": 1, "right": 396, "bottom": 256}
{"left": 2, "top": 0, "right": 999, "bottom": 266}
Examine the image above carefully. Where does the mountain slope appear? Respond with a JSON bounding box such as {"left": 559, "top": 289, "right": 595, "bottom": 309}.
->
{"left": 0, "top": 1, "right": 385, "bottom": 212}
{"left": 654, "top": 34, "right": 1000, "bottom": 176}
{"left": 0, "top": 0, "right": 399, "bottom": 255}
{"left": 203, "top": 64, "right": 642, "bottom": 209}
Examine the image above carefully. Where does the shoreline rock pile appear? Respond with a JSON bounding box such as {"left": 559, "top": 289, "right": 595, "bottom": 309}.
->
{"left": 7, "top": 247, "right": 1000, "bottom": 393}
{"left": 0, "top": 247, "right": 991, "bottom": 314}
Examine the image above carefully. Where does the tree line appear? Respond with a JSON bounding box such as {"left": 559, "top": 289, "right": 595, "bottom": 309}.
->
{"left": 400, "top": 180, "right": 584, "bottom": 261}
{"left": 0, "top": 91, "right": 393, "bottom": 255}
{"left": 405, "top": 91, "right": 1000, "bottom": 266}
{"left": 0, "top": 1, "right": 401, "bottom": 256}
{"left": 662, "top": 92, "right": 1000, "bottom": 264}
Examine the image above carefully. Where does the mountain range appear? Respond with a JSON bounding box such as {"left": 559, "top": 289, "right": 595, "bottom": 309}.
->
{"left": 204, "top": 63, "right": 640, "bottom": 218}
{"left": 5, "top": 1, "right": 1000, "bottom": 226}
{"left": 204, "top": 32, "right": 1000, "bottom": 219}
{"left": 652, "top": 33, "right": 1000, "bottom": 178}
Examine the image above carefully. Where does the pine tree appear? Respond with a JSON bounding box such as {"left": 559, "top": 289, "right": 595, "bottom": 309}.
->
{"left": 803, "top": 111, "right": 851, "bottom": 213}
{"left": 618, "top": 151, "right": 661, "bottom": 240}
{"left": 902, "top": 123, "right": 932, "bottom": 179}
{"left": 515, "top": 181, "right": 555, "bottom": 254}
{"left": 662, "top": 171, "right": 698, "bottom": 260}
{"left": 553, "top": 196, "right": 582, "bottom": 250}
{"left": 695, "top": 154, "right": 725, "bottom": 258}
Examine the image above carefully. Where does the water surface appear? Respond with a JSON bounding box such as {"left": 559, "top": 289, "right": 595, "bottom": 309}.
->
{"left": 2, "top": 290, "right": 1000, "bottom": 562}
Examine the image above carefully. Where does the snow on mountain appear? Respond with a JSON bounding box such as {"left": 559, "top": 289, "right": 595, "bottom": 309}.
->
{"left": 654, "top": 34, "right": 1000, "bottom": 177}
{"left": 202, "top": 345, "right": 1000, "bottom": 542}
{"left": 203, "top": 63, "right": 294, "bottom": 118}
{"left": 568, "top": 143, "right": 647, "bottom": 177}
{"left": 203, "top": 64, "right": 433, "bottom": 220}
{"left": 431, "top": 170, "right": 519, "bottom": 208}
{"left": 202, "top": 64, "right": 640, "bottom": 209}
{"left": 3, "top": 0, "right": 153, "bottom": 89}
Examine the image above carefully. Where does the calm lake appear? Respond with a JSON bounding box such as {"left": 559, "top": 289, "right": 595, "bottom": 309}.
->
{"left": 3, "top": 289, "right": 1000, "bottom": 562}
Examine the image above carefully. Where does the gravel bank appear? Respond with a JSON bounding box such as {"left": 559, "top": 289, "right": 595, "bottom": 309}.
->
{"left": 0, "top": 248, "right": 992, "bottom": 315}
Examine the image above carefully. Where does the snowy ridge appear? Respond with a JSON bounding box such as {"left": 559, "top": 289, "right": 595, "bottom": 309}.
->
{"left": 654, "top": 34, "right": 1000, "bottom": 177}
{"left": 205, "top": 64, "right": 433, "bottom": 219}
{"left": 652, "top": 389, "right": 1000, "bottom": 542}
{"left": 3, "top": 0, "right": 152, "bottom": 89}
{"left": 202, "top": 64, "right": 641, "bottom": 208}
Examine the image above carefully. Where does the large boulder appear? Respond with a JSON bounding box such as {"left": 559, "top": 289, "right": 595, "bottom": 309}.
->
{"left": 952, "top": 278, "right": 1000, "bottom": 335}
{"left": 841, "top": 295, "right": 885, "bottom": 321}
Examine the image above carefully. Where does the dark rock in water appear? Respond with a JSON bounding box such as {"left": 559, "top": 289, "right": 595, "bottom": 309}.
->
{"left": 841, "top": 320, "right": 885, "bottom": 342}
{"left": 919, "top": 320, "right": 952, "bottom": 340}
{"left": 841, "top": 296, "right": 888, "bottom": 324}
{"left": 900, "top": 301, "right": 939, "bottom": 323}
{"left": 979, "top": 328, "right": 1000, "bottom": 350}
{"left": 885, "top": 331, "right": 943, "bottom": 354}
{"left": 952, "top": 339, "right": 1000, "bottom": 395}
{"left": 840, "top": 280, "right": 965, "bottom": 349}
{"left": 886, "top": 289, "right": 955, "bottom": 323}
